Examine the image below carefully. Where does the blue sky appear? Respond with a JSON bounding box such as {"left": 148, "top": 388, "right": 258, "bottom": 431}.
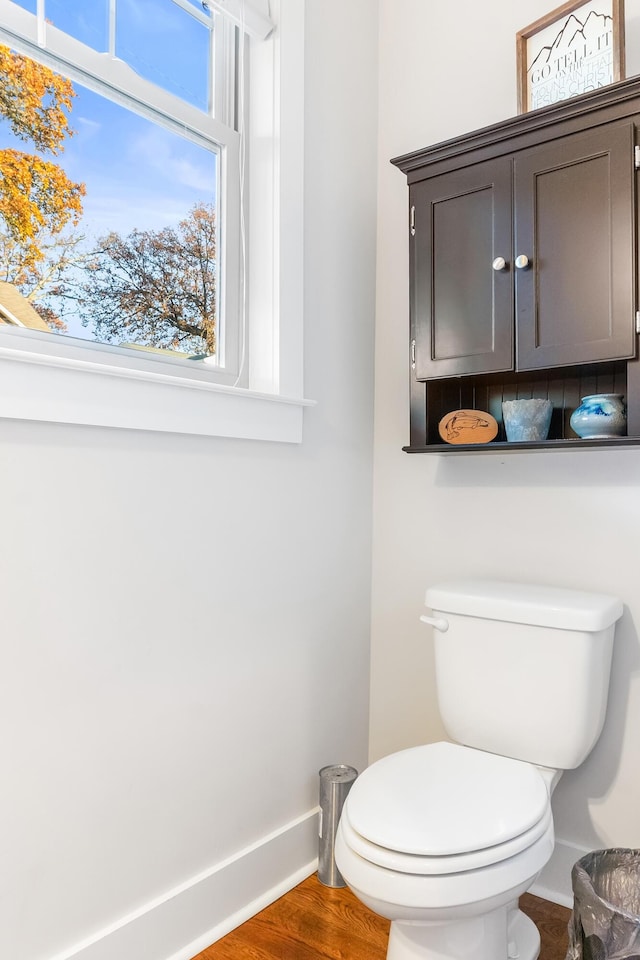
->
{"left": 61, "top": 86, "right": 217, "bottom": 239}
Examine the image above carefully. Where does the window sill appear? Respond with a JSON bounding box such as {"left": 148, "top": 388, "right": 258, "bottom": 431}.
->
{"left": 0, "top": 330, "right": 314, "bottom": 442}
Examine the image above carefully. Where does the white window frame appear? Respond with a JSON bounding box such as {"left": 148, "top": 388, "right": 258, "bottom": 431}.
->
{"left": 0, "top": 0, "right": 310, "bottom": 443}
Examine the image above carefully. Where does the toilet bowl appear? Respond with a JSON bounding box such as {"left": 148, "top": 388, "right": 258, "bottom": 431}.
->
{"left": 335, "top": 741, "right": 555, "bottom": 960}
{"left": 333, "top": 580, "right": 623, "bottom": 960}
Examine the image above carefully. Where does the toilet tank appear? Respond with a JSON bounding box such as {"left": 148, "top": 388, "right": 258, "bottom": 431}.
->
{"left": 425, "top": 579, "right": 623, "bottom": 770}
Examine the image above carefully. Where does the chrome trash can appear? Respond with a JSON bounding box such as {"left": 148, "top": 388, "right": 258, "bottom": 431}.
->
{"left": 317, "top": 764, "right": 358, "bottom": 887}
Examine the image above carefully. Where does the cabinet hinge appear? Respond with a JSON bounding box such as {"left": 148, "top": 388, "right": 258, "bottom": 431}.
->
{"left": 635, "top": 145, "right": 640, "bottom": 170}
{"left": 636, "top": 310, "right": 640, "bottom": 334}
{"left": 410, "top": 205, "right": 416, "bottom": 236}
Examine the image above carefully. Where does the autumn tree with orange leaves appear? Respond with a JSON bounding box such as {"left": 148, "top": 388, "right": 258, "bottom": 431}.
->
{"left": 0, "top": 45, "right": 85, "bottom": 328}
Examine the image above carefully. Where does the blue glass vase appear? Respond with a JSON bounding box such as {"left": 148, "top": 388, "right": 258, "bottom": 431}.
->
{"left": 570, "top": 394, "right": 626, "bottom": 439}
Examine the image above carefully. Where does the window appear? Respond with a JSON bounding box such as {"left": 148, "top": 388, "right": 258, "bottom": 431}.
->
{"left": 0, "top": 0, "right": 242, "bottom": 378}
{"left": 0, "top": 0, "right": 308, "bottom": 441}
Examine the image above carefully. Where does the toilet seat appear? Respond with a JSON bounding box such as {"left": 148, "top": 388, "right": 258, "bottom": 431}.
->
{"left": 344, "top": 741, "right": 551, "bottom": 874}
{"left": 340, "top": 801, "right": 553, "bottom": 875}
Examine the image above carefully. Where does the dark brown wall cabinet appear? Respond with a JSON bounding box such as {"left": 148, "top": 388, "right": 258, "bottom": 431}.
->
{"left": 393, "top": 78, "right": 640, "bottom": 452}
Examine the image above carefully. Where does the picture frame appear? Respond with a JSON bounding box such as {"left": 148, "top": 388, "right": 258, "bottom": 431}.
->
{"left": 516, "top": 0, "right": 625, "bottom": 113}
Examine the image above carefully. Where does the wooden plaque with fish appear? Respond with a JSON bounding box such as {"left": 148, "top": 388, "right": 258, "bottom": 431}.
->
{"left": 438, "top": 409, "right": 498, "bottom": 445}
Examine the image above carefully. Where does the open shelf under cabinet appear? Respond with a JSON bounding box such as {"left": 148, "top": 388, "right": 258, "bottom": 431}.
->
{"left": 406, "top": 360, "right": 640, "bottom": 453}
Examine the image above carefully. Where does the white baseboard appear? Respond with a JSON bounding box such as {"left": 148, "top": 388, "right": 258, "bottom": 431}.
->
{"left": 530, "top": 838, "right": 588, "bottom": 909}
{"left": 46, "top": 815, "right": 583, "bottom": 960}
{"left": 50, "top": 808, "right": 320, "bottom": 960}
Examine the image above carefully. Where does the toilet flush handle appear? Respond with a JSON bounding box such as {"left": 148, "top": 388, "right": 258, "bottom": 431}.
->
{"left": 419, "top": 614, "right": 449, "bottom": 632}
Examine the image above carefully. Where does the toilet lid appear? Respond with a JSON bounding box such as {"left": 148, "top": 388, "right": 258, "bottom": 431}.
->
{"left": 347, "top": 742, "right": 549, "bottom": 857}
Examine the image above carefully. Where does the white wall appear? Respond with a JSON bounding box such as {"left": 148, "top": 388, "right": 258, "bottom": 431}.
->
{"left": 0, "top": 4, "right": 378, "bottom": 959}
{"left": 372, "top": 0, "right": 640, "bottom": 905}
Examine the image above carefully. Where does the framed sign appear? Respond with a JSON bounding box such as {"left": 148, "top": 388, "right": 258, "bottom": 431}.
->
{"left": 517, "top": 0, "right": 625, "bottom": 113}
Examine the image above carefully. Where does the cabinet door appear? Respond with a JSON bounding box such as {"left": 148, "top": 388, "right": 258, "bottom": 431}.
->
{"left": 514, "top": 121, "right": 636, "bottom": 371}
{"left": 411, "top": 158, "right": 513, "bottom": 380}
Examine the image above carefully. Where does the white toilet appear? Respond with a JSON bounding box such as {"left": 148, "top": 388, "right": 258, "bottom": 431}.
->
{"left": 335, "top": 579, "right": 623, "bottom": 960}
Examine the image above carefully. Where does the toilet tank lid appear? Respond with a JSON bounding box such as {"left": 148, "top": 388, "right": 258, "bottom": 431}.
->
{"left": 425, "top": 579, "right": 623, "bottom": 631}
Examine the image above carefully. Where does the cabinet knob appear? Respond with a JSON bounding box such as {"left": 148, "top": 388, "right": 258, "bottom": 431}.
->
{"left": 515, "top": 254, "right": 530, "bottom": 269}
{"left": 492, "top": 257, "right": 507, "bottom": 271}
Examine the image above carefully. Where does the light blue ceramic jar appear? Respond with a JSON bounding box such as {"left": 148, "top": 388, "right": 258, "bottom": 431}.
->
{"left": 502, "top": 398, "right": 553, "bottom": 442}
{"left": 570, "top": 394, "right": 626, "bottom": 439}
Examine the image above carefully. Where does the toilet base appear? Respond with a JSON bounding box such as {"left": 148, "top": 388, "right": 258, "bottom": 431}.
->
{"left": 386, "top": 906, "right": 540, "bottom": 960}
{"left": 508, "top": 908, "right": 541, "bottom": 960}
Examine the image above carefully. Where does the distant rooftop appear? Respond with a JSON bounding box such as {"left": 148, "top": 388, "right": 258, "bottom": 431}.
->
{"left": 0, "top": 282, "right": 51, "bottom": 332}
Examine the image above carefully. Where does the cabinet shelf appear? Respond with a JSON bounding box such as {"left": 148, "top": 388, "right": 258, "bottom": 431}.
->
{"left": 409, "top": 360, "right": 640, "bottom": 452}
{"left": 404, "top": 437, "right": 640, "bottom": 454}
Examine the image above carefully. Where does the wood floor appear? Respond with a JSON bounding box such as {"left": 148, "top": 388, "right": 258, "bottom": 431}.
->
{"left": 193, "top": 874, "right": 571, "bottom": 960}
